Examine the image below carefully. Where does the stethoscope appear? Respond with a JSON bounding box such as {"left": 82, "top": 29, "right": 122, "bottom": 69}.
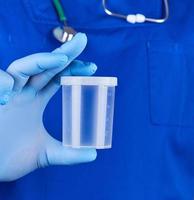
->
{"left": 53, "top": 0, "right": 169, "bottom": 43}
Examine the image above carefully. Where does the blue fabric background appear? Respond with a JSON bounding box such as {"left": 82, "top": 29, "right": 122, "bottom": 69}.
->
{"left": 0, "top": 0, "right": 194, "bottom": 199}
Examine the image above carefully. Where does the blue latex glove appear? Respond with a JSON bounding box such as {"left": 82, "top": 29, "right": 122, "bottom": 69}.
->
{"left": 0, "top": 33, "right": 97, "bottom": 181}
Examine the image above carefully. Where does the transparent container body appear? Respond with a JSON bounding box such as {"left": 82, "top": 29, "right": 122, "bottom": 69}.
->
{"left": 62, "top": 83, "right": 116, "bottom": 149}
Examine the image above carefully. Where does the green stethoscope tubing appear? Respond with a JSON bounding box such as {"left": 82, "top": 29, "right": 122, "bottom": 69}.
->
{"left": 53, "top": 0, "right": 67, "bottom": 23}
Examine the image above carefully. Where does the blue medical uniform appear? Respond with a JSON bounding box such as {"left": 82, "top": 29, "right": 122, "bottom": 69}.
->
{"left": 1, "top": 0, "right": 194, "bottom": 199}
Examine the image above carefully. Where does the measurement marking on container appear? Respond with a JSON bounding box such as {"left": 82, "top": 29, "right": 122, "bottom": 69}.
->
{"left": 96, "top": 86, "right": 108, "bottom": 146}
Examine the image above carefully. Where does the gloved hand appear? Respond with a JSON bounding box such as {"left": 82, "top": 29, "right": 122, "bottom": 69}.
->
{"left": 0, "top": 33, "right": 97, "bottom": 181}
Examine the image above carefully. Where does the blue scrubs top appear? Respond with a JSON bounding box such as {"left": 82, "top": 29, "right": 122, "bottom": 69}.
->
{"left": 1, "top": 0, "right": 194, "bottom": 199}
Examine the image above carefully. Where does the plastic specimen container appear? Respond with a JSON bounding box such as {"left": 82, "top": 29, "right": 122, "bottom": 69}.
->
{"left": 61, "top": 76, "right": 118, "bottom": 149}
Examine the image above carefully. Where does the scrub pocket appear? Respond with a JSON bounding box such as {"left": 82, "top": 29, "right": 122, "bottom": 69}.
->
{"left": 147, "top": 41, "right": 194, "bottom": 127}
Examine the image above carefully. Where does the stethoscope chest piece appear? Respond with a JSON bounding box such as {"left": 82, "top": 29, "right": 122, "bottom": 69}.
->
{"left": 53, "top": 26, "right": 76, "bottom": 43}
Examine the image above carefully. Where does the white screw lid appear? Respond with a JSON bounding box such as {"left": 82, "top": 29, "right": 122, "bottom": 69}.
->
{"left": 61, "top": 76, "right": 118, "bottom": 86}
